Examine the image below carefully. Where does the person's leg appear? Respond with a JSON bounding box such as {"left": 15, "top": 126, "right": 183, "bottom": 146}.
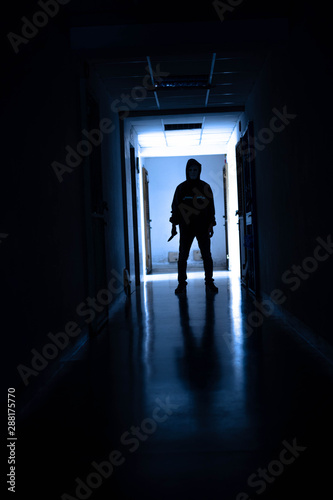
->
{"left": 196, "top": 230, "right": 213, "bottom": 282}
{"left": 177, "top": 227, "right": 195, "bottom": 291}
{"left": 196, "top": 230, "right": 218, "bottom": 293}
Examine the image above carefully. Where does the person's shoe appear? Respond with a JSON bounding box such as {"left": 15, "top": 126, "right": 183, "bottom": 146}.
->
{"left": 205, "top": 281, "right": 218, "bottom": 293}
{"left": 175, "top": 282, "right": 187, "bottom": 295}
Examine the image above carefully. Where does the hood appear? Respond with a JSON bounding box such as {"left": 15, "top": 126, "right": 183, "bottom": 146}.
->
{"left": 186, "top": 158, "right": 202, "bottom": 181}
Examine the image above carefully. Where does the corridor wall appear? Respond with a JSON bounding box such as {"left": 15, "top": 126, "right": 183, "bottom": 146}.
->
{"left": 240, "top": 21, "right": 333, "bottom": 342}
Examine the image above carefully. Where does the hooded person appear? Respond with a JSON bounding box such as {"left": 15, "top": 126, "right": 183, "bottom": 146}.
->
{"left": 169, "top": 158, "right": 218, "bottom": 294}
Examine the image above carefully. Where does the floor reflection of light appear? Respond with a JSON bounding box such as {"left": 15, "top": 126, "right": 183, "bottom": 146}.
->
{"left": 144, "top": 270, "right": 227, "bottom": 282}
{"left": 227, "top": 270, "right": 245, "bottom": 398}
{"left": 142, "top": 281, "right": 152, "bottom": 377}
{"left": 229, "top": 270, "right": 242, "bottom": 338}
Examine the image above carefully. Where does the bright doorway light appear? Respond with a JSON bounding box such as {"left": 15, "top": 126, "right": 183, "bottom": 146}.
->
{"left": 226, "top": 128, "right": 240, "bottom": 275}
{"left": 138, "top": 155, "right": 147, "bottom": 279}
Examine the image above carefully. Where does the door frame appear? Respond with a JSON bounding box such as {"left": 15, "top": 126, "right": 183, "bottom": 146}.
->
{"left": 130, "top": 145, "right": 141, "bottom": 287}
{"left": 142, "top": 166, "right": 152, "bottom": 274}
{"left": 119, "top": 120, "right": 142, "bottom": 293}
{"left": 235, "top": 121, "right": 260, "bottom": 296}
{"left": 223, "top": 160, "right": 230, "bottom": 271}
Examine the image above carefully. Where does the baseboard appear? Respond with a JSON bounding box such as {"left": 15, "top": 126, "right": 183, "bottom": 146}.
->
{"left": 18, "top": 290, "right": 128, "bottom": 418}
{"left": 17, "top": 323, "right": 90, "bottom": 418}
{"left": 261, "top": 291, "right": 333, "bottom": 368}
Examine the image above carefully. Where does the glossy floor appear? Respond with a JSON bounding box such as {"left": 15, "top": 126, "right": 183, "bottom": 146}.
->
{"left": 19, "top": 272, "right": 333, "bottom": 499}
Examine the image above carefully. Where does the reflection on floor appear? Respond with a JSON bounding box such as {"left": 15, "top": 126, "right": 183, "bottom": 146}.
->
{"left": 150, "top": 265, "right": 226, "bottom": 276}
{"left": 18, "top": 272, "right": 333, "bottom": 499}
{"left": 146, "top": 269, "right": 227, "bottom": 281}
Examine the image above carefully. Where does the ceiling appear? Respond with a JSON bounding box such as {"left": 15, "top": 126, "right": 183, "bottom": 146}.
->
{"left": 74, "top": 19, "right": 288, "bottom": 156}
{"left": 92, "top": 49, "right": 268, "bottom": 155}
{"left": 129, "top": 112, "right": 240, "bottom": 156}
{"left": 93, "top": 50, "right": 268, "bottom": 111}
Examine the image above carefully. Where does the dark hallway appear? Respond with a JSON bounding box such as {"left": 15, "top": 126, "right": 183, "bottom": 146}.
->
{"left": 17, "top": 274, "right": 333, "bottom": 499}
{"left": 2, "top": 1, "right": 333, "bottom": 499}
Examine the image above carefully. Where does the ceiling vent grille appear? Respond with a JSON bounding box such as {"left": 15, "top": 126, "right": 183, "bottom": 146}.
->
{"left": 164, "top": 123, "right": 202, "bottom": 131}
{"left": 155, "top": 75, "right": 210, "bottom": 89}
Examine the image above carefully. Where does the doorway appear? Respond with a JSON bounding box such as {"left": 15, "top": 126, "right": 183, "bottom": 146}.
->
{"left": 130, "top": 146, "right": 141, "bottom": 286}
{"left": 141, "top": 155, "right": 227, "bottom": 275}
{"left": 223, "top": 160, "right": 230, "bottom": 271}
{"left": 142, "top": 166, "right": 152, "bottom": 274}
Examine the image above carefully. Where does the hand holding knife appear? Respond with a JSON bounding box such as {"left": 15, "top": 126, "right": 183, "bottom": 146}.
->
{"left": 168, "top": 224, "right": 177, "bottom": 242}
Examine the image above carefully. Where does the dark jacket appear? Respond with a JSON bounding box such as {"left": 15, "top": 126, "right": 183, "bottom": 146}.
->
{"left": 170, "top": 159, "right": 216, "bottom": 230}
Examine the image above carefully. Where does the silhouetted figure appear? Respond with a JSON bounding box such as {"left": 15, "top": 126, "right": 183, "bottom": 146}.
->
{"left": 169, "top": 159, "right": 218, "bottom": 294}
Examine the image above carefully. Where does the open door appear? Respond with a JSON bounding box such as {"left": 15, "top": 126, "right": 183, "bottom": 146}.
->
{"left": 223, "top": 159, "right": 230, "bottom": 270}
{"left": 235, "top": 121, "right": 259, "bottom": 295}
{"left": 130, "top": 146, "right": 141, "bottom": 286}
{"left": 142, "top": 167, "right": 152, "bottom": 274}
